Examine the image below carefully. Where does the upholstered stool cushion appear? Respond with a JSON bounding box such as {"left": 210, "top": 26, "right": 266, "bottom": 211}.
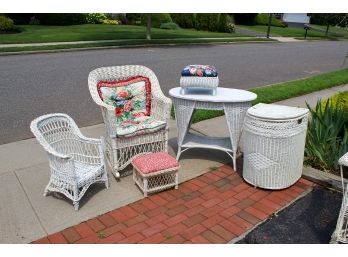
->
{"left": 132, "top": 152, "right": 179, "bottom": 174}
{"left": 132, "top": 152, "right": 180, "bottom": 197}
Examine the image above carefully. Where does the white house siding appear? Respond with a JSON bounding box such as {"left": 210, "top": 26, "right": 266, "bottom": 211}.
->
{"left": 282, "top": 13, "right": 310, "bottom": 24}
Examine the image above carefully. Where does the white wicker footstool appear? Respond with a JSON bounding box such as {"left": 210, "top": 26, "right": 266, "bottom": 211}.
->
{"left": 132, "top": 152, "right": 180, "bottom": 197}
{"left": 242, "top": 103, "right": 309, "bottom": 189}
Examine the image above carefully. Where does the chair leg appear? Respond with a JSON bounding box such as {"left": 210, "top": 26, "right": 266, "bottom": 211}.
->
{"left": 73, "top": 201, "right": 79, "bottom": 211}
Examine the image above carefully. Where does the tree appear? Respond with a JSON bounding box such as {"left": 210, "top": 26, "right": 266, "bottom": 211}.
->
{"left": 310, "top": 14, "right": 348, "bottom": 36}
{"left": 146, "top": 14, "right": 151, "bottom": 40}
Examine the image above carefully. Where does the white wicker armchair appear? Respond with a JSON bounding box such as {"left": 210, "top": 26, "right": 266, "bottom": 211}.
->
{"left": 88, "top": 65, "right": 172, "bottom": 178}
{"left": 30, "top": 113, "right": 108, "bottom": 210}
{"left": 332, "top": 152, "right": 348, "bottom": 243}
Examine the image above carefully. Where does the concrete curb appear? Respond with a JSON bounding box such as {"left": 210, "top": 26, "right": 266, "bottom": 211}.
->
{"left": 0, "top": 39, "right": 275, "bottom": 56}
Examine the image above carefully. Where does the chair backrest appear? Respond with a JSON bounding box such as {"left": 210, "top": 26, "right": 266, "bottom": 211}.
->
{"left": 30, "top": 113, "right": 79, "bottom": 156}
{"left": 88, "top": 65, "right": 161, "bottom": 111}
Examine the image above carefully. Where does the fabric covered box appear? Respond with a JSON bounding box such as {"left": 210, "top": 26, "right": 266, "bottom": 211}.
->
{"left": 180, "top": 64, "right": 219, "bottom": 95}
{"left": 132, "top": 152, "right": 180, "bottom": 197}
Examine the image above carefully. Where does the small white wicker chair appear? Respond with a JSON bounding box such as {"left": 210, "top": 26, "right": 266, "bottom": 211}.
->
{"left": 88, "top": 65, "right": 172, "bottom": 178}
{"left": 30, "top": 113, "right": 108, "bottom": 210}
{"left": 332, "top": 152, "right": 348, "bottom": 243}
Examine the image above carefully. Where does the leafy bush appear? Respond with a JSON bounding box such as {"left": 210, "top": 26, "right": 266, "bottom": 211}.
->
{"left": 305, "top": 98, "right": 348, "bottom": 173}
{"left": 233, "top": 13, "right": 258, "bottom": 25}
{"left": 36, "top": 14, "right": 87, "bottom": 25}
{"left": 0, "top": 15, "right": 14, "bottom": 31}
{"left": 254, "top": 13, "right": 287, "bottom": 27}
{"left": 141, "top": 14, "right": 172, "bottom": 28}
{"left": 102, "top": 19, "right": 119, "bottom": 25}
{"left": 29, "top": 16, "right": 40, "bottom": 25}
{"left": 126, "top": 13, "right": 142, "bottom": 24}
{"left": 160, "top": 22, "right": 180, "bottom": 30}
{"left": 195, "top": 13, "right": 219, "bottom": 31}
{"left": 322, "top": 91, "right": 348, "bottom": 121}
{"left": 170, "top": 14, "right": 196, "bottom": 28}
{"left": 218, "top": 14, "right": 235, "bottom": 33}
{"left": 86, "top": 13, "right": 107, "bottom": 24}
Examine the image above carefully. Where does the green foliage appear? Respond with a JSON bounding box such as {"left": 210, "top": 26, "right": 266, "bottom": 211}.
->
{"left": 141, "top": 14, "right": 172, "bottom": 28}
{"left": 170, "top": 14, "right": 196, "bottom": 28}
{"left": 218, "top": 14, "right": 235, "bottom": 33}
{"left": 195, "top": 13, "right": 220, "bottom": 31}
{"left": 321, "top": 91, "right": 348, "bottom": 121}
{"left": 29, "top": 16, "right": 40, "bottom": 25}
{"left": 233, "top": 13, "right": 258, "bottom": 25}
{"left": 36, "top": 14, "right": 87, "bottom": 25}
{"left": 254, "top": 13, "right": 287, "bottom": 27}
{"left": 86, "top": 13, "right": 107, "bottom": 24}
{"left": 310, "top": 13, "right": 348, "bottom": 27}
{"left": 160, "top": 22, "right": 180, "bottom": 30}
{"left": 305, "top": 98, "right": 348, "bottom": 173}
{"left": 0, "top": 15, "right": 14, "bottom": 31}
{"left": 102, "top": 19, "right": 119, "bottom": 25}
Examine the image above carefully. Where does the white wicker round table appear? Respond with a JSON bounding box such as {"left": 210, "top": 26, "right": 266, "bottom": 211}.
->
{"left": 169, "top": 87, "right": 257, "bottom": 171}
{"left": 242, "top": 103, "right": 309, "bottom": 189}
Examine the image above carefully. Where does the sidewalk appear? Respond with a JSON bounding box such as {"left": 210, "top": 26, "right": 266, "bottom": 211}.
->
{"left": 0, "top": 84, "right": 346, "bottom": 243}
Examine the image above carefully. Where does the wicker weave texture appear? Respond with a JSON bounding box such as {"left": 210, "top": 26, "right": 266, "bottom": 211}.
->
{"left": 88, "top": 65, "right": 172, "bottom": 178}
{"left": 30, "top": 113, "right": 108, "bottom": 210}
{"left": 242, "top": 112, "right": 309, "bottom": 189}
{"left": 172, "top": 97, "right": 251, "bottom": 171}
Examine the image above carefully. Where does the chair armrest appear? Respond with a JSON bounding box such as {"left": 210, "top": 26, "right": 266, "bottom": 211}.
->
{"left": 339, "top": 152, "right": 348, "bottom": 166}
{"left": 151, "top": 95, "right": 172, "bottom": 123}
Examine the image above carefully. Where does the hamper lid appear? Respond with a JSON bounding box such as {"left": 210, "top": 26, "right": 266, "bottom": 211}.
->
{"left": 247, "top": 103, "right": 309, "bottom": 120}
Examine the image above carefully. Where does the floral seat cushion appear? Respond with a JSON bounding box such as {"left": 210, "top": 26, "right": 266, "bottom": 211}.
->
{"left": 181, "top": 64, "right": 218, "bottom": 77}
{"left": 116, "top": 116, "right": 166, "bottom": 138}
{"left": 97, "top": 76, "right": 152, "bottom": 123}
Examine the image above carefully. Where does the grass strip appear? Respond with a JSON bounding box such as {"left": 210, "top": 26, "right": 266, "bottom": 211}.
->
{"left": 173, "top": 68, "right": 348, "bottom": 123}
{"left": 0, "top": 37, "right": 272, "bottom": 53}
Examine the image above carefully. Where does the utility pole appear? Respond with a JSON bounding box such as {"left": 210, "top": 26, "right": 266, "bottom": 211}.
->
{"left": 266, "top": 13, "right": 272, "bottom": 38}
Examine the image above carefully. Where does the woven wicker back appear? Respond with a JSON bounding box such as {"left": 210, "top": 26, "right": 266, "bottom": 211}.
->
{"left": 30, "top": 114, "right": 79, "bottom": 155}
{"left": 88, "top": 65, "right": 160, "bottom": 110}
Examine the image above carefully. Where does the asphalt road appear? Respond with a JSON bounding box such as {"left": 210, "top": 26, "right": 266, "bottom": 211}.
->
{"left": 1, "top": 40, "right": 348, "bottom": 144}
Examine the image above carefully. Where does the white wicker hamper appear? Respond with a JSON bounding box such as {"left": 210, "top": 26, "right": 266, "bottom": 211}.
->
{"left": 242, "top": 103, "right": 309, "bottom": 189}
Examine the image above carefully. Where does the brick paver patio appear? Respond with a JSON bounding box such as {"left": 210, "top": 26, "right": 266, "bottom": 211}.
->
{"left": 33, "top": 164, "right": 314, "bottom": 244}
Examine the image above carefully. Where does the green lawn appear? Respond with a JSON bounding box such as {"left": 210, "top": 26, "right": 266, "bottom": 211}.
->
{"left": 182, "top": 68, "right": 348, "bottom": 123}
{"left": 237, "top": 25, "right": 343, "bottom": 38}
{"left": 0, "top": 24, "right": 248, "bottom": 44}
{"left": 310, "top": 24, "right": 348, "bottom": 37}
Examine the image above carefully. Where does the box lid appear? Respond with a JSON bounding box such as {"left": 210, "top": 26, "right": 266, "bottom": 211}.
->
{"left": 247, "top": 103, "right": 309, "bottom": 120}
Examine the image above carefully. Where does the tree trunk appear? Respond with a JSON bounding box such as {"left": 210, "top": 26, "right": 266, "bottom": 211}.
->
{"left": 325, "top": 23, "right": 330, "bottom": 37}
{"left": 146, "top": 14, "right": 151, "bottom": 40}
{"left": 266, "top": 13, "right": 272, "bottom": 38}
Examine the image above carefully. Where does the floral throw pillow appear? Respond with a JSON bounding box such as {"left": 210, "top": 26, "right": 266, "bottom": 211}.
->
{"left": 97, "top": 76, "right": 152, "bottom": 124}
{"left": 181, "top": 64, "right": 218, "bottom": 77}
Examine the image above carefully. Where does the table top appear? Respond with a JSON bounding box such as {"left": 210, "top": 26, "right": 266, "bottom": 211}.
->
{"left": 169, "top": 87, "right": 257, "bottom": 103}
{"left": 247, "top": 103, "right": 309, "bottom": 120}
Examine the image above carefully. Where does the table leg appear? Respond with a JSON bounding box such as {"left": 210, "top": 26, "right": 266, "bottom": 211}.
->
{"left": 223, "top": 102, "right": 251, "bottom": 171}
{"left": 172, "top": 98, "right": 196, "bottom": 160}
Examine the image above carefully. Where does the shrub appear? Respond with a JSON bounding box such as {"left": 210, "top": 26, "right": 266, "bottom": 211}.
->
{"left": 141, "top": 14, "right": 172, "bottom": 28}
{"left": 126, "top": 13, "right": 142, "bottom": 24}
{"left": 195, "top": 13, "right": 219, "bottom": 31}
{"left": 102, "top": 19, "right": 119, "bottom": 25}
{"left": 254, "top": 13, "right": 287, "bottom": 27}
{"left": 233, "top": 13, "right": 258, "bottom": 25}
{"left": 170, "top": 14, "right": 196, "bottom": 28}
{"left": 218, "top": 14, "right": 235, "bottom": 33}
{"left": 321, "top": 91, "right": 348, "bottom": 121}
{"left": 305, "top": 98, "right": 348, "bottom": 173}
{"left": 0, "top": 15, "right": 14, "bottom": 31}
{"left": 160, "top": 22, "right": 180, "bottom": 30}
{"left": 36, "top": 14, "right": 87, "bottom": 25}
{"left": 86, "top": 13, "right": 107, "bottom": 24}
{"left": 29, "top": 16, "right": 40, "bottom": 25}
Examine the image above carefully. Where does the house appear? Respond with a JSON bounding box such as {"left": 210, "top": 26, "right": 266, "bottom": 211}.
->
{"left": 277, "top": 13, "right": 310, "bottom": 27}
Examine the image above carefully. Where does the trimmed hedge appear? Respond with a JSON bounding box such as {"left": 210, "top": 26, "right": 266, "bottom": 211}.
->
{"left": 160, "top": 22, "right": 180, "bottom": 30}
{"left": 171, "top": 14, "right": 196, "bottom": 28}
{"left": 141, "top": 14, "right": 172, "bottom": 28}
